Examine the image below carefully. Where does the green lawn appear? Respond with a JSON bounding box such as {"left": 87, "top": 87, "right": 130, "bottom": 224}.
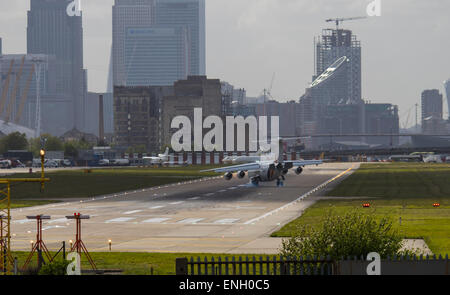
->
{"left": 0, "top": 200, "right": 60, "bottom": 209}
{"left": 12, "top": 251, "right": 260, "bottom": 275}
{"left": 2, "top": 166, "right": 219, "bottom": 200}
{"left": 272, "top": 163, "right": 450, "bottom": 255}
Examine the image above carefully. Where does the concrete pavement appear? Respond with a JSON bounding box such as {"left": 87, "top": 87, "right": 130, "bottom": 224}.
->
{"left": 10, "top": 163, "right": 358, "bottom": 254}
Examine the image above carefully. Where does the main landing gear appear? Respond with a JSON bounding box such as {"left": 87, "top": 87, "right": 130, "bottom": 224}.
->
{"left": 251, "top": 177, "right": 260, "bottom": 186}
{"left": 276, "top": 176, "right": 285, "bottom": 187}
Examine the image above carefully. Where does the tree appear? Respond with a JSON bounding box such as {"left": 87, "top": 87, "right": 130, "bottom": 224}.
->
{"left": 126, "top": 145, "right": 147, "bottom": 154}
{"left": 45, "top": 135, "right": 64, "bottom": 151}
{"left": 28, "top": 134, "right": 64, "bottom": 157}
{"left": 0, "top": 132, "right": 28, "bottom": 154}
{"left": 280, "top": 209, "right": 408, "bottom": 260}
{"left": 64, "top": 142, "right": 79, "bottom": 159}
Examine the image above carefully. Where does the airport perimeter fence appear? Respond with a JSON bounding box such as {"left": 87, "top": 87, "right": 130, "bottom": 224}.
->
{"left": 176, "top": 256, "right": 335, "bottom": 276}
{"left": 176, "top": 254, "right": 450, "bottom": 275}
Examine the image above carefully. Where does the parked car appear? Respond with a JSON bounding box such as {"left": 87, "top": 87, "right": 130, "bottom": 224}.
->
{"left": 44, "top": 159, "right": 59, "bottom": 168}
{"left": 11, "top": 159, "right": 26, "bottom": 168}
{"left": 0, "top": 159, "right": 12, "bottom": 169}
{"left": 99, "top": 159, "right": 110, "bottom": 166}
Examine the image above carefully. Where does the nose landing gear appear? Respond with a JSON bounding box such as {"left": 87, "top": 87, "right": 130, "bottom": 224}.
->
{"left": 251, "top": 177, "right": 260, "bottom": 186}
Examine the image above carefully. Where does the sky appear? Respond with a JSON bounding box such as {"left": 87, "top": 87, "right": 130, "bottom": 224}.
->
{"left": 0, "top": 0, "right": 449, "bottom": 127}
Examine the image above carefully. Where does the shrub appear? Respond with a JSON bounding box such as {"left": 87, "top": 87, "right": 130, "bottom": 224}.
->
{"left": 38, "top": 260, "right": 71, "bottom": 276}
{"left": 280, "top": 209, "right": 407, "bottom": 259}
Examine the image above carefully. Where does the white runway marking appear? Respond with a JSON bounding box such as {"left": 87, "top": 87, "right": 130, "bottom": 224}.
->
{"left": 228, "top": 187, "right": 238, "bottom": 190}
{"left": 169, "top": 201, "right": 184, "bottom": 205}
{"left": 47, "top": 218, "right": 68, "bottom": 224}
{"left": 244, "top": 165, "right": 355, "bottom": 225}
{"left": 214, "top": 218, "right": 240, "bottom": 224}
{"left": 42, "top": 225, "right": 65, "bottom": 231}
{"left": 142, "top": 218, "right": 171, "bottom": 224}
{"left": 123, "top": 210, "right": 142, "bottom": 215}
{"left": 203, "top": 193, "right": 214, "bottom": 197}
{"left": 188, "top": 197, "right": 200, "bottom": 200}
{"left": 177, "top": 218, "right": 205, "bottom": 224}
{"left": 13, "top": 219, "right": 33, "bottom": 224}
{"left": 149, "top": 206, "right": 165, "bottom": 210}
{"left": 105, "top": 217, "right": 136, "bottom": 223}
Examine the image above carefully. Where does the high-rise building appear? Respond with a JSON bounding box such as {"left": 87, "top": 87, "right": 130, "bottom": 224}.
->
{"left": 112, "top": 0, "right": 205, "bottom": 87}
{"left": 27, "top": 0, "right": 86, "bottom": 132}
{"left": 161, "top": 76, "right": 221, "bottom": 149}
{"left": 114, "top": 85, "right": 173, "bottom": 152}
{"left": 298, "top": 28, "right": 364, "bottom": 149}
{"left": 444, "top": 79, "right": 450, "bottom": 120}
{"left": 421, "top": 89, "right": 444, "bottom": 134}
{"left": 124, "top": 26, "right": 189, "bottom": 86}
{"left": 299, "top": 55, "right": 365, "bottom": 149}
{"left": 112, "top": 0, "right": 154, "bottom": 86}
{"left": 154, "top": 0, "right": 206, "bottom": 76}
{"left": 315, "top": 29, "right": 362, "bottom": 103}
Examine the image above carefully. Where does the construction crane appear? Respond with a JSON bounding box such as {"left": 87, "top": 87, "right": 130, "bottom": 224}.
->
{"left": 325, "top": 16, "right": 367, "bottom": 30}
{"left": 5, "top": 55, "right": 25, "bottom": 123}
{"left": 267, "top": 72, "right": 276, "bottom": 99}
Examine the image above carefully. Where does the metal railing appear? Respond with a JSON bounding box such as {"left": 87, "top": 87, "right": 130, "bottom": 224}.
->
{"left": 176, "top": 256, "right": 335, "bottom": 275}
{"left": 176, "top": 254, "right": 450, "bottom": 275}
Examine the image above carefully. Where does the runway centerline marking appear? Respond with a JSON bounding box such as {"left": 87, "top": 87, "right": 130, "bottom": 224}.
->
{"left": 12, "top": 219, "right": 33, "bottom": 224}
{"left": 105, "top": 217, "right": 136, "bottom": 223}
{"left": 47, "top": 218, "right": 68, "bottom": 224}
{"left": 177, "top": 218, "right": 205, "bottom": 224}
{"left": 123, "top": 210, "right": 142, "bottom": 215}
{"left": 149, "top": 206, "right": 165, "bottom": 209}
{"left": 214, "top": 218, "right": 240, "bottom": 224}
{"left": 169, "top": 201, "right": 185, "bottom": 205}
{"left": 142, "top": 218, "right": 171, "bottom": 224}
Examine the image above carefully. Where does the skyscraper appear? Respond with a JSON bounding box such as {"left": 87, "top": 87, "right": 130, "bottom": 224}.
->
{"left": 112, "top": 0, "right": 205, "bottom": 87}
{"left": 27, "top": 0, "right": 86, "bottom": 132}
{"left": 299, "top": 29, "right": 364, "bottom": 149}
{"left": 315, "top": 29, "right": 362, "bottom": 103}
{"left": 124, "top": 26, "right": 189, "bottom": 86}
{"left": 112, "top": 0, "right": 154, "bottom": 86}
{"left": 444, "top": 79, "right": 450, "bottom": 120}
{"left": 421, "top": 89, "right": 443, "bottom": 134}
{"left": 154, "top": 0, "right": 206, "bottom": 76}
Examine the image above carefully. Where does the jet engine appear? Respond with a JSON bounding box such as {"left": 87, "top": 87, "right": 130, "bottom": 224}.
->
{"left": 295, "top": 167, "right": 303, "bottom": 175}
{"left": 224, "top": 172, "right": 233, "bottom": 180}
{"left": 237, "top": 171, "right": 246, "bottom": 179}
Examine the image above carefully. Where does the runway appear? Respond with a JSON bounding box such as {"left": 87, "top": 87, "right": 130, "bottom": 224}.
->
{"left": 10, "top": 163, "right": 357, "bottom": 254}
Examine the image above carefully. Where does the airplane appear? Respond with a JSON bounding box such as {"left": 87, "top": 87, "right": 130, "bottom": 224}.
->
{"left": 202, "top": 141, "right": 323, "bottom": 187}
{"left": 143, "top": 147, "right": 170, "bottom": 166}
{"left": 222, "top": 149, "right": 271, "bottom": 164}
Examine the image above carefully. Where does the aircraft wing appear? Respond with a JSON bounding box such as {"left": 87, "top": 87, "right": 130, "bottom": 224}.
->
{"left": 201, "top": 162, "right": 262, "bottom": 173}
{"left": 286, "top": 160, "right": 323, "bottom": 167}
